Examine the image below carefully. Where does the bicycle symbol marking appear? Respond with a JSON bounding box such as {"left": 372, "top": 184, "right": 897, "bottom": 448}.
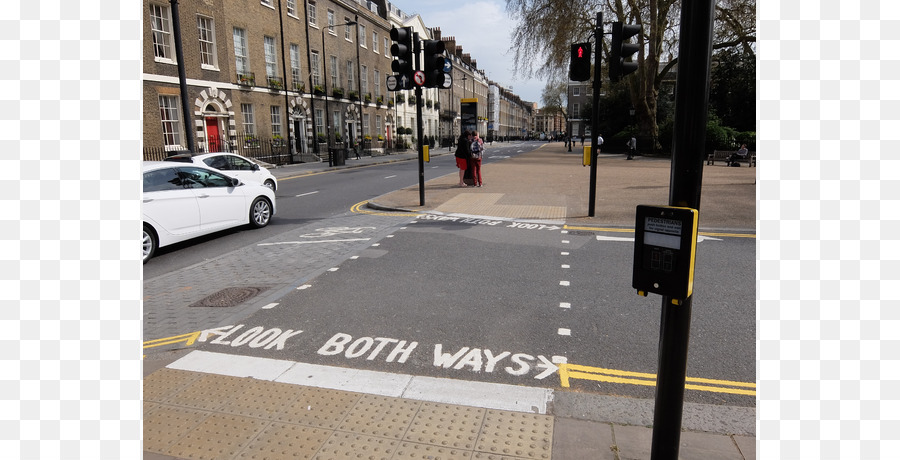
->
{"left": 300, "top": 227, "right": 376, "bottom": 238}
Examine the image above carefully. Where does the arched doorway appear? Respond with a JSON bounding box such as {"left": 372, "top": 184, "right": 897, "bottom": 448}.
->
{"left": 194, "top": 87, "right": 236, "bottom": 153}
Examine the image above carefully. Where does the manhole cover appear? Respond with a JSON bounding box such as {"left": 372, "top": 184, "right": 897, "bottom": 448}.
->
{"left": 189, "top": 287, "right": 266, "bottom": 308}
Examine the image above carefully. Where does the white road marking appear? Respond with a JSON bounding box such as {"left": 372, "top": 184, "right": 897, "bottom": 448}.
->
{"left": 297, "top": 285, "right": 312, "bottom": 290}
{"left": 561, "top": 264, "right": 570, "bottom": 269}
{"left": 558, "top": 328, "right": 571, "bottom": 336}
{"left": 560, "top": 281, "right": 570, "bottom": 286}
{"left": 560, "top": 302, "right": 571, "bottom": 309}
{"left": 328, "top": 267, "right": 339, "bottom": 272}
{"left": 296, "top": 191, "right": 319, "bottom": 197}
{"left": 561, "top": 252, "right": 569, "bottom": 256}
{"left": 168, "top": 351, "right": 553, "bottom": 414}
{"left": 259, "top": 238, "right": 371, "bottom": 246}
{"left": 385, "top": 175, "right": 397, "bottom": 179}
{"left": 262, "top": 303, "right": 278, "bottom": 309}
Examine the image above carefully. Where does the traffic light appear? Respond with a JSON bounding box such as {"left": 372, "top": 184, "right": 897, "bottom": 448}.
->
{"left": 569, "top": 42, "right": 591, "bottom": 82}
{"left": 423, "top": 39, "right": 446, "bottom": 88}
{"left": 610, "top": 22, "right": 640, "bottom": 82}
{"left": 390, "top": 27, "right": 414, "bottom": 83}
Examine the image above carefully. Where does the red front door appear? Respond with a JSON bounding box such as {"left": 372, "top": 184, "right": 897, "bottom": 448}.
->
{"left": 206, "top": 118, "right": 220, "bottom": 152}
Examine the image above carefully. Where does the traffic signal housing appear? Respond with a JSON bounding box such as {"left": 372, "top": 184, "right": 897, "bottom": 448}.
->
{"left": 423, "top": 39, "right": 446, "bottom": 88}
{"left": 390, "top": 27, "right": 414, "bottom": 82}
{"left": 569, "top": 42, "right": 591, "bottom": 82}
{"left": 610, "top": 22, "right": 640, "bottom": 82}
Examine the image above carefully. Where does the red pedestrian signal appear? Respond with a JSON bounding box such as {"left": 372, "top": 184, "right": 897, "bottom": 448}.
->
{"left": 569, "top": 42, "right": 591, "bottom": 82}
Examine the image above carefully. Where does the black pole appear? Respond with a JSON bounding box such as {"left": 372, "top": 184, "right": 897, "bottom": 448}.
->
{"left": 354, "top": 16, "right": 364, "bottom": 158}
{"left": 588, "top": 12, "right": 602, "bottom": 217}
{"left": 414, "top": 33, "right": 425, "bottom": 206}
{"left": 276, "top": 0, "right": 292, "bottom": 161}
{"left": 649, "top": 0, "right": 715, "bottom": 458}
{"left": 322, "top": 28, "right": 333, "bottom": 166}
{"left": 301, "top": 0, "right": 318, "bottom": 155}
{"left": 168, "top": 0, "right": 194, "bottom": 152}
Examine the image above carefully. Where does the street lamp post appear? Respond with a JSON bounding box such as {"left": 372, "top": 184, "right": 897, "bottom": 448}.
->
{"left": 321, "top": 26, "right": 332, "bottom": 165}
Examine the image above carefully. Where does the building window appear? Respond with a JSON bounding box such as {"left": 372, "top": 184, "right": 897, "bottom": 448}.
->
{"left": 311, "top": 50, "right": 321, "bottom": 86}
{"left": 264, "top": 36, "right": 278, "bottom": 78}
{"left": 286, "top": 0, "right": 297, "bottom": 16}
{"left": 359, "top": 24, "right": 367, "bottom": 48}
{"left": 372, "top": 32, "right": 378, "bottom": 53}
{"left": 344, "top": 18, "right": 352, "bottom": 40}
{"left": 361, "top": 65, "right": 368, "bottom": 94}
{"left": 315, "top": 109, "right": 324, "bottom": 135}
{"left": 327, "top": 9, "right": 335, "bottom": 33}
{"left": 290, "top": 44, "right": 301, "bottom": 89}
{"left": 241, "top": 103, "right": 255, "bottom": 135}
{"left": 573, "top": 87, "right": 580, "bottom": 97}
{"left": 373, "top": 69, "right": 380, "bottom": 98}
{"left": 158, "top": 95, "right": 182, "bottom": 148}
{"left": 260, "top": 0, "right": 273, "bottom": 6}
{"left": 363, "top": 114, "right": 370, "bottom": 136}
{"left": 573, "top": 103, "right": 580, "bottom": 117}
{"left": 330, "top": 55, "right": 339, "bottom": 88}
{"left": 150, "top": 4, "right": 173, "bottom": 61}
{"left": 307, "top": 1, "right": 317, "bottom": 25}
{"left": 333, "top": 111, "right": 341, "bottom": 138}
{"left": 384, "top": 37, "right": 389, "bottom": 57}
{"left": 346, "top": 60, "right": 354, "bottom": 90}
{"left": 376, "top": 115, "right": 382, "bottom": 138}
{"left": 233, "top": 27, "right": 249, "bottom": 74}
{"left": 197, "top": 15, "right": 217, "bottom": 69}
{"left": 271, "top": 106, "right": 282, "bottom": 138}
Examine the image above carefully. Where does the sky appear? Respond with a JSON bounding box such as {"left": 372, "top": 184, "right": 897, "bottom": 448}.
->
{"left": 393, "top": 0, "right": 546, "bottom": 105}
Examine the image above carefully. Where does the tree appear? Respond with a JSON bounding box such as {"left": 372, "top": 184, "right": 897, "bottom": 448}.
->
{"left": 708, "top": 47, "right": 755, "bottom": 132}
{"left": 506, "top": 0, "right": 756, "bottom": 153}
{"left": 541, "top": 80, "right": 569, "bottom": 134}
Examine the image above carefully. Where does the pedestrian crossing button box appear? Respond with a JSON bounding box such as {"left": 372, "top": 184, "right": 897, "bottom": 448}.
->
{"left": 632, "top": 205, "right": 698, "bottom": 303}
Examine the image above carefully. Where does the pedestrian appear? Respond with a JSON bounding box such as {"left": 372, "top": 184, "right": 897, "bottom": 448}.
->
{"left": 729, "top": 144, "right": 748, "bottom": 166}
{"left": 597, "top": 134, "right": 603, "bottom": 152}
{"left": 455, "top": 131, "right": 472, "bottom": 187}
{"left": 471, "top": 131, "right": 485, "bottom": 187}
{"left": 626, "top": 136, "right": 636, "bottom": 160}
{"left": 354, "top": 138, "right": 361, "bottom": 160}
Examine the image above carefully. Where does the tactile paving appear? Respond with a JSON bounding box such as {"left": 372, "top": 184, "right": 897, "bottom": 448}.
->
{"left": 337, "top": 393, "right": 422, "bottom": 439}
{"left": 276, "top": 387, "right": 361, "bottom": 429}
{"left": 143, "top": 404, "right": 212, "bottom": 454}
{"left": 166, "top": 373, "right": 254, "bottom": 411}
{"left": 404, "top": 401, "right": 486, "bottom": 450}
{"left": 144, "top": 368, "right": 205, "bottom": 403}
{"left": 234, "top": 422, "right": 332, "bottom": 460}
{"left": 164, "top": 412, "right": 269, "bottom": 460}
{"left": 312, "top": 431, "right": 398, "bottom": 460}
{"left": 474, "top": 410, "right": 553, "bottom": 459}
{"left": 392, "top": 441, "right": 475, "bottom": 460}
{"left": 219, "top": 379, "right": 308, "bottom": 420}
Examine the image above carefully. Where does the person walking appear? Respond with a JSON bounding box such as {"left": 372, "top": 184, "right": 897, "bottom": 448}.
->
{"left": 455, "top": 131, "right": 472, "bottom": 187}
{"left": 626, "top": 136, "right": 636, "bottom": 160}
{"left": 471, "top": 131, "right": 485, "bottom": 187}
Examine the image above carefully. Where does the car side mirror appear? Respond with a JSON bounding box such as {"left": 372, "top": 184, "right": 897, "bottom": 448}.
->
{"left": 251, "top": 163, "right": 260, "bottom": 171}
{"left": 229, "top": 177, "right": 241, "bottom": 187}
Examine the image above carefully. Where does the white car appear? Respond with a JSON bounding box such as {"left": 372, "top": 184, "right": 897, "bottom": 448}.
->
{"left": 142, "top": 161, "right": 276, "bottom": 263}
{"left": 165, "top": 152, "right": 278, "bottom": 191}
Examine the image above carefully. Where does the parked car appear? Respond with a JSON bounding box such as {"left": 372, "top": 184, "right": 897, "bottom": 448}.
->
{"left": 165, "top": 152, "right": 278, "bottom": 191}
{"left": 142, "top": 161, "right": 276, "bottom": 263}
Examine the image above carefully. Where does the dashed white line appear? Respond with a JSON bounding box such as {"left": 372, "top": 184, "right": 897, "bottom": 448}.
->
{"left": 561, "top": 264, "right": 570, "bottom": 269}
{"left": 262, "top": 303, "right": 279, "bottom": 309}
{"left": 562, "top": 240, "right": 570, "bottom": 244}
{"left": 296, "top": 191, "right": 319, "bottom": 197}
{"left": 560, "top": 281, "right": 570, "bottom": 286}
{"left": 328, "top": 267, "right": 339, "bottom": 272}
{"left": 561, "top": 252, "right": 569, "bottom": 256}
{"left": 558, "top": 328, "right": 571, "bottom": 336}
{"left": 385, "top": 175, "right": 397, "bottom": 179}
{"left": 560, "top": 302, "right": 571, "bottom": 309}
{"left": 297, "top": 284, "right": 312, "bottom": 290}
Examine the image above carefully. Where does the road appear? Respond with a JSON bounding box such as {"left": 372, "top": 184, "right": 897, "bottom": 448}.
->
{"left": 143, "top": 141, "right": 755, "bottom": 409}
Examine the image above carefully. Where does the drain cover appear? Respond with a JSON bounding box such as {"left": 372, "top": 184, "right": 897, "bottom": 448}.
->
{"left": 189, "top": 287, "right": 266, "bottom": 308}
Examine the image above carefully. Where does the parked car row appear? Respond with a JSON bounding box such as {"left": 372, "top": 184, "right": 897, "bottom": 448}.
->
{"left": 142, "top": 152, "right": 278, "bottom": 263}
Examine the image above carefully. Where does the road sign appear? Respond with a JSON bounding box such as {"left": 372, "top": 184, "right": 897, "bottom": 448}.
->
{"left": 441, "top": 74, "right": 452, "bottom": 89}
{"left": 443, "top": 58, "right": 452, "bottom": 73}
{"left": 386, "top": 75, "right": 398, "bottom": 91}
{"left": 413, "top": 70, "right": 425, "bottom": 86}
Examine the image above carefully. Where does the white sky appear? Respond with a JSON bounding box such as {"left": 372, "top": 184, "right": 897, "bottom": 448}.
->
{"left": 393, "top": 0, "right": 545, "bottom": 105}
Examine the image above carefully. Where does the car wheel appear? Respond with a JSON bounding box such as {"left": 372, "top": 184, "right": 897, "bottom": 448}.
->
{"left": 249, "top": 197, "right": 272, "bottom": 228}
{"left": 143, "top": 224, "right": 158, "bottom": 264}
{"left": 264, "top": 179, "right": 276, "bottom": 191}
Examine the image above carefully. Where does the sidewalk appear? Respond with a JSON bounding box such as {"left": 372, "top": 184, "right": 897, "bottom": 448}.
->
{"left": 145, "top": 142, "right": 756, "bottom": 459}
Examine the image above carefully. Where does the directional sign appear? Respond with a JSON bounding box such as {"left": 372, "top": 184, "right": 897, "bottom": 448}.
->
{"left": 399, "top": 74, "right": 411, "bottom": 90}
{"left": 441, "top": 74, "right": 452, "bottom": 89}
{"left": 443, "top": 58, "right": 452, "bottom": 73}
{"left": 413, "top": 70, "right": 426, "bottom": 87}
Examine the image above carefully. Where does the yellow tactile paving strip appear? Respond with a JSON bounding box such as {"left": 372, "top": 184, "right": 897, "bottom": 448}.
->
{"left": 434, "top": 193, "right": 567, "bottom": 220}
{"left": 145, "top": 368, "right": 554, "bottom": 460}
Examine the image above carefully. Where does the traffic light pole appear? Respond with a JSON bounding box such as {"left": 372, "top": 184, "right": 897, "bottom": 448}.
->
{"left": 414, "top": 33, "right": 426, "bottom": 206}
{"left": 649, "top": 0, "right": 715, "bottom": 458}
{"left": 588, "top": 12, "right": 602, "bottom": 217}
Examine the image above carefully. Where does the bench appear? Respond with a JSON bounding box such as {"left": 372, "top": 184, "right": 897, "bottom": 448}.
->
{"left": 707, "top": 150, "right": 756, "bottom": 167}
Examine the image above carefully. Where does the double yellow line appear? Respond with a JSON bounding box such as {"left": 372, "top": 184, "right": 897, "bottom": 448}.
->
{"left": 143, "top": 331, "right": 201, "bottom": 350}
{"left": 560, "top": 363, "right": 756, "bottom": 396}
